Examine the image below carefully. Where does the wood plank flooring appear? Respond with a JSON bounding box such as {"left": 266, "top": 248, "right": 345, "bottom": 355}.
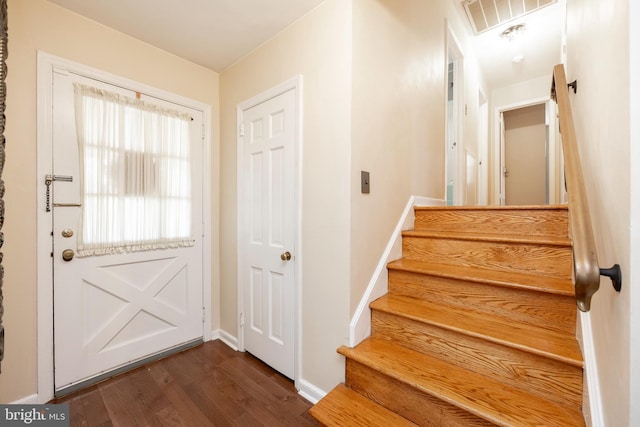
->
{"left": 52, "top": 340, "right": 317, "bottom": 427}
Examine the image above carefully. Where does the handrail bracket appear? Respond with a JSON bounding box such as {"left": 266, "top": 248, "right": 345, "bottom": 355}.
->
{"left": 600, "top": 264, "right": 622, "bottom": 293}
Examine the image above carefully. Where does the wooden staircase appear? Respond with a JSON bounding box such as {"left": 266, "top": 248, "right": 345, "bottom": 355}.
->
{"left": 310, "top": 205, "right": 585, "bottom": 426}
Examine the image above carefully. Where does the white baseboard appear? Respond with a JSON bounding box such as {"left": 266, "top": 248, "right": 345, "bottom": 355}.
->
{"left": 348, "top": 196, "right": 445, "bottom": 347}
{"left": 213, "top": 330, "right": 325, "bottom": 405}
{"left": 218, "top": 329, "right": 239, "bottom": 351}
{"left": 297, "top": 378, "right": 327, "bottom": 404}
{"left": 11, "top": 393, "right": 40, "bottom": 405}
{"left": 209, "top": 329, "right": 221, "bottom": 341}
{"left": 580, "top": 311, "right": 604, "bottom": 427}
{"left": 214, "top": 328, "right": 326, "bottom": 406}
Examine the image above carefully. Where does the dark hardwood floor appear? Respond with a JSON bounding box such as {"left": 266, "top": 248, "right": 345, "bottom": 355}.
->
{"left": 52, "top": 340, "right": 317, "bottom": 426}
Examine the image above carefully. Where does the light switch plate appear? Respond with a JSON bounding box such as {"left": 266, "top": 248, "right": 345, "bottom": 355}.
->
{"left": 361, "top": 171, "right": 370, "bottom": 194}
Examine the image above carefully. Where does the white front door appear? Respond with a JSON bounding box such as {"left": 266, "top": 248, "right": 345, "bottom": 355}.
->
{"left": 239, "top": 88, "right": 297, "bottom": 379}
{"left": 51, "top": 70, "right": 204, "bottom": 393}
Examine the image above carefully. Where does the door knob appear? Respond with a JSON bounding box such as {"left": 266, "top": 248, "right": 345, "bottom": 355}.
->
{"left": 62, "top": 249, "right": 74, "bottom": 262}
{"left": 280, "top": 251, "right": 292, "bottom": 261}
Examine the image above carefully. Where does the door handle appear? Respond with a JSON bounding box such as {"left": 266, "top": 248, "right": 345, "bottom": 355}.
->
{"left": 62, "top": 249, "right": 75, "bottom": 262}
{"left": 280, "top": 251, "right": 292, "bottom": 261}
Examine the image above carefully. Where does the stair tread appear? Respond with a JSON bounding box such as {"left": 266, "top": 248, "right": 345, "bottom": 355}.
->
{"left": 370, "top": 294, "right": 583, "bottom": 367}
{"left": 402, "top": 229, "right": 571, "bottom": 246}
{"left": 414, "top": 204, "right": 568, "bottom": 212}
{"left": 387, "top": 258, "right": 575, "bottom": 296}
{"left": 309, "top": 384, "right": 419, "bottom": 427}
{"left": 339, "top": 338, "right": 585, "bottom": 427}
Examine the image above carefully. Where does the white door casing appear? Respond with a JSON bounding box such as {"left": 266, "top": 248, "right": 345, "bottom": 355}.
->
{"left": 446, "top": 27, "right": 464, "bottom": 206}
{"left": 477, "top": 91, "right": 489, "bottom": 205}
{"left": 499, "top": 111, "right": 507, "bottom": 205}
{"left": 494, "top": 96, "right": 551, "bottom": 206}
{"left": 36, "top": 52, "right": 212, "bottom": 401}
{"left": 237, "top": 79, "right": 300, "bottom": 381}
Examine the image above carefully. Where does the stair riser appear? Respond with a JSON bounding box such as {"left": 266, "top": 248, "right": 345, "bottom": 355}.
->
{"left": 345, "top": 359, "right": 494, "bottom": 427}
{"left": 388, "top": 269, "right": 577, "bottom": 335}
{"left": 414, "top": 208, "right": 568, "bottom": 238}
{"left": 371, "top": 311, "right": 583, "bottom": 408}
{"left": 402, "top": 237, "right": 572, "bottom": 278}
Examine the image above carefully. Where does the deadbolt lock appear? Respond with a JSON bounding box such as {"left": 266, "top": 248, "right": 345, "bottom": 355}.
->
{"left": 61, "top": 229, "right": 74, "bottom": 238}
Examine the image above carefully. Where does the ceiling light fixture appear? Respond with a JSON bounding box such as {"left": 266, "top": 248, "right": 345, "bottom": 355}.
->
{"left": 500, "top": 23, "right": 527, "bottom": 41}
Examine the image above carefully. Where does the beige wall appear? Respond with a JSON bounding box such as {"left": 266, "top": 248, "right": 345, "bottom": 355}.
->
{"left": 220, "top": 0, "right": 487, "bottom": 393}
{"left": 349, "top": 0, "right": 486, "bottom": 314}
{"left": 566, "top": 0, "right": 631, "bottom": 425}
{"left": 219, "top": 0, "right": 353, "bottom": 393}
{"left": 350, "top": 0, "right": 443, "bottom": 312}
{"left": 1, "top": 0, "right": 219, "bottom": 402}
{"left": 630, "top": 1, "right": 639, "bottom": 425}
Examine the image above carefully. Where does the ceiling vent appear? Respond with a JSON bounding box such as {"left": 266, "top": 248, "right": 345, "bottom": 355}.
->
{"left": 462, "top": 0, "right": 557, "bottom": 34}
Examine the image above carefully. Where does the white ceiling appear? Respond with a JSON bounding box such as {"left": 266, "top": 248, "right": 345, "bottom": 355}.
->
{"left": 47, "top": 0, "right": 564, "bottom": 89}
{"left": 452, "top": 0, "right": 566, "bottom": 90}
{"left": 47, "top": 0, "right": 327, "bottom": 72}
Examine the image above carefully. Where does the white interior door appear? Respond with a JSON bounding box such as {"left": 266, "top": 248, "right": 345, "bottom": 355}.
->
{"left": 446, "top": 29, "right": 464, "bottom": 206}
{"left": 503, "top": 104, "right": 547, "bottom": 205}
{"left": 477, "top": 92, "right": 489, "bottom": 205}
{"left": 52, "top": 70, "right": 204, "bottom": 393}
{"left": 240, "top": 88, "right": 296, "bottom": 379}
{"left": 446, "top": 62, "right": 457, "bottom": 205}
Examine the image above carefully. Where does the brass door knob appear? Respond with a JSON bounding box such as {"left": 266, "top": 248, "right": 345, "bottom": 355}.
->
{"left": 280, "top": 251, "right": 292, "bottom": 261}
{"left": 62, "top": 249, "right": 74, "bottom": 262}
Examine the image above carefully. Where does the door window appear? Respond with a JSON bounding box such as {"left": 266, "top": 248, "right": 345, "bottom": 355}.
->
{"left": 74, "top": 83, "right": 194, "bottom": 256}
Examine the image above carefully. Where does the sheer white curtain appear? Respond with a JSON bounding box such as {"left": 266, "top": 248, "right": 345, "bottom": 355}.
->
{"left": 73, "top": 83, "right": 194, "bottom": 256}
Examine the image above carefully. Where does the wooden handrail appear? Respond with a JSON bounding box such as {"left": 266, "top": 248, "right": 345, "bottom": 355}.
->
{"left": 551, "top": 64, "right": 620, "bottom": 311}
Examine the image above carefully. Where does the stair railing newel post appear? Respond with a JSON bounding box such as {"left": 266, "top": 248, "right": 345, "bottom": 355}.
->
{"left": 551, "top": 64, "right": 621, "bottom": 312}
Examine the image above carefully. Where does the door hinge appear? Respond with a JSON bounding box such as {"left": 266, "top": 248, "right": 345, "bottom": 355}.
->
{"left": 239, "top": 123, "right": 245, "bottom": 137}
{"left": 202, "top": 307, "right": 206, "bottom": 324}
{"left": 240, "top": 312, "right": 245, "bottom": 327}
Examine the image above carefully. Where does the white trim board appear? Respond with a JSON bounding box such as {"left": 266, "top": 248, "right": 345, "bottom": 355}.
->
{"left": 297, "top": 379, "right": 327, "bottom": 405}
{"left": 579, "top": 311, "right": 604, "bottom": 427}
{"left": 218, "top": 330, "right": 239, "bottom": 352}
{"left": 36, "top": 51, "right": 213, "bottom": 404}
{"left": 349, "top": 196, "right": 446, "bottom": 347}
